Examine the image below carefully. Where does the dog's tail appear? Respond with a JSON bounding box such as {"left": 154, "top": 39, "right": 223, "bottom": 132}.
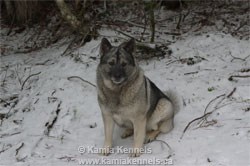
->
{"left": 164, "top": 90, "right": 182, "bottom": 114}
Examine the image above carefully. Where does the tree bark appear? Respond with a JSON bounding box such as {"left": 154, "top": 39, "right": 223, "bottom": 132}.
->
{"left": 55, "top": 0, "right": 89, "bottom": 35}
{"left": 149, "top": 0, "right": 155, "bottom": 43}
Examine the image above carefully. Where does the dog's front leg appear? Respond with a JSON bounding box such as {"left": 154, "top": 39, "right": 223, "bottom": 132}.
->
{"left": 101, "top": 112, "right": 114, "bottom": 156}
{"left": 131, "top": 117, "right": 146, "bottom": 157}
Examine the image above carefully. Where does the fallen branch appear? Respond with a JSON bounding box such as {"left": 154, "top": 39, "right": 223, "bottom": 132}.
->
{"left": 233, "top": 21, "right": 247, "bottom": 33}
{"left": 227, "top": 87, "right": 236, "bottom": 98}
{"left": 195, "top": 87, "right": 237, "bottom": 130}
{"left": 34, "top": 98, "right": 39, "bottom": 104}
{"left": 0, "top": 131, "right": 21, "bottom": 138}
{"left": 114, "top": 29, "right": 141, "bottom": 42}
{"left": 228, "top": 75, "right": 250, "bottom": 81}
{"left": 181, "top": 94, "right": 226, "bottom": 139}
{"left": 163, "top": 31, "right": 181, "bottom": 36}
{"left": 0, "top": 98, "right": 8, "bottom": 105}
{"left": 203, "top": 94, "right": 226, "bottom": 117}
{"left": 16, "top": 156, "right": 27, "bottom": 162}
{"left": 153, "top": 139, "right": 172, "bottom": 151}
{"left": 230, "top": 51, "right": 250, "bottom": 62}
{"left": 44, "top": 101, "right": 62, "bottom": 136}
{"left": 215, "top": 100, "right": 248, "bottom": 111}
{"left": 176, "top": 12, "right": 182, "bottom": 29}
{"left": 239, "top": 68, "right": 250, "bottom": 73}
{"left": 153, "top": 139, "right": 173, "bottom": 159}
{"left": 21, "top": 72, "right": 41, "bottom": 90}
{"left": 61, "top": 36, "right": 77, "bottom": 56}
{"left": 67, "top": 76, "right": 96, "bottom": 88}
{"left": 15, "top": 66, "right": 22, "bottom": 87}
{"left": 35, "top": 59, "right": 51, "bottom": 65}
{"left": 182, "top": 112, "right": 212, "bottom": 138}
{"left": 184, "top": 71, "right": 199, "bottom": 75}
{"left": 0, "top": 144, "right": 12, "bottom": 154}
{"left": 112, "top": 19, "right": 181, "bottom": 36}
{"left": 1, "top": 67, "right": 8, "bottom": 87}
{"left": 58, "top": 156, "right": 76, "bottom": 162}
{"left": 15, "top": 142, "right": 24, "bottom": 156}
{"left": 166, "top": 60, "right": 180, "bottom": 66}
{"left": 115, "top": 19, "right": 146, "bottom": 29}
{"left": 195, "top": 119, "right": 217, "bottom": 129}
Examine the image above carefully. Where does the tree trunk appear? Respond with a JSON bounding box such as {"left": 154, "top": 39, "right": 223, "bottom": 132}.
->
{"left": 149, "top": 0, "right": 155, "bottom": 43}
{"left": 55, "top": 0, "right": 89, "bottom": 35}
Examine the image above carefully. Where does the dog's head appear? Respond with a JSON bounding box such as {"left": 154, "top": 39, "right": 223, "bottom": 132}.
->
{"left": 98, "top": 38, "right": 137, "bottom": 85}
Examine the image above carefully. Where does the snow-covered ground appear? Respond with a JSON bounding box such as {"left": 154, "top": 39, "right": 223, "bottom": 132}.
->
{"left": 1, "top": 4, "right": 250, "bottom": 165}
{"left": 1, "top": 31, "right": 249, "bottom": 166}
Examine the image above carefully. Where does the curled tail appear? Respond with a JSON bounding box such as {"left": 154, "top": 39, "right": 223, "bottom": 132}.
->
{"left": 164, "top": 89, "right": 182, "bottom": 114}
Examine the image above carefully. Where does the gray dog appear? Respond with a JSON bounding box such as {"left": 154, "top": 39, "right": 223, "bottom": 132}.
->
{"left": 96, "top": 38, "right": 180, "bottom": 157}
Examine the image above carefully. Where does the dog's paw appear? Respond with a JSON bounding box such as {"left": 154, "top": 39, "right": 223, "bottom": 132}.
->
{"left": 129, "top": 148, "right": 141, "bottom": 157}
{"left": 99, "top": 146, "right": 112, "bottom": 156}
{"left": 144, "top": 130, "right": 160, "bottom": 144}
{"left": 144, "top": 135, "right": 155, "bottom": 144}
{"left": 121, "top": 129, "right": 133, "bottom": 139}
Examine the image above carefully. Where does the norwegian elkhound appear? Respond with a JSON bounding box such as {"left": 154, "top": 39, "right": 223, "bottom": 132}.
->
{"left": 96, "top": 38, "right": 180, "bottom": 157}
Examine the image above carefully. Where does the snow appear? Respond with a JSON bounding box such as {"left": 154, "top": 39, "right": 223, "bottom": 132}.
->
{"left": 1, "top": 18, "right": 250, "bottom": 166}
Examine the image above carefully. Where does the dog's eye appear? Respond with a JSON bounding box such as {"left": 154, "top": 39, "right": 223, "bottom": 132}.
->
{"left": 121, "top": 62, "right": 127, "bottom": 67}
{"left": 108, "top": 61, "right": 115, "bottom": 66}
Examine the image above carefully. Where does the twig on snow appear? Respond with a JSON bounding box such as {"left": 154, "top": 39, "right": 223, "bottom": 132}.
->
{"left": 35, "top": 59, "right": 51, "bottom": 65}
{"left": 239, "top": 68, "right": 250, "bottom": 73}
{"left": 166, "top": 59, "right": 180, "bottom": 66}
{"left": 181, "top": 112, "right": 212, "bottom": 139}
{"left": 187, "top": 87, "right": 238, "bottom": 134}
{"left": 0, "top": 131, "right": 21, "bottom": 138}
{"left": 153, "top": 139, "right": 172, "bottom": 151}
{"left": 176, "top": 12, "right": 182, "bottom": 29}
{"left": 227, "top": 87, "right": 236, "bottom": 98}
{"left": 44, "top": 101, "right": 62, "bottom": 136}
{"left": 233, "top": 21, "right": 248, "bottom": 33}
{"left": 203, "top": 94, "right": 226, "bottom": 118}
{"left": 181, "top": 94, "right": 226, "bottom": 139}
{"left": 15, "top": 142, "right": 24, "bottom": 156}
{"left": 115, "top": 19, "right": 146, "bottom": 29}
{"left": 114, "top": 29, "right": 141, "bottom": 42}
{"left": 0, "top": 144, "right": 12, "bottom": 154}
{"left": 61, "top": 36, "right": 77, "bottom": 56}
{"left": 214, "top": 100, "right": 249, "bottom": 111}
{"left": 153, "top": 139, "right": 174, "bottom": 159}
{"left": 228, "top": 75, "right": 250, "bottom": 81}
{"left": 16, "top": 155, "right": 27, "bottom": 162}
{"left": 14, "top": 66, "right": 22, "bottom": 87}
{"left": 67, "top": 76, "right": 96, "bottom": 88}
{"left": 58, "top": 156, "right": 76, "bottom": 162}
{"left": 21, "top": 72, "right": 41, "bottom": 90}
{"left": 230, "top": 51, "right": 250, "bottom": 62}
{"left": 1, "top": 67, "right": 8, "bottom": 87}
{"left": 184, "top": 71, "right": 199, "bottom": 75}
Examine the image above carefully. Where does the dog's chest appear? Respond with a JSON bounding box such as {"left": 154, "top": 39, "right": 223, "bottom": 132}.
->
{"left": 112, "top": 113, "right": 132, "bottom": 128}
{"left": 111, "top": 106, "right": 138, "bottom": 128}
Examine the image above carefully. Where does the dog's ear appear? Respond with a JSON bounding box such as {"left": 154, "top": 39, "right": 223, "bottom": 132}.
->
{"left": 122, "top": 38, "right": 135, "bottom": 54}
{"left": 100, "top": 38, "right": 112, "bottom": 57}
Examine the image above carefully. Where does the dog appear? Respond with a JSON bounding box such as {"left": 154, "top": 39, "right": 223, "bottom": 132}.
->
{"left": 96, "top": 38, "right": 180, "bottom": 157}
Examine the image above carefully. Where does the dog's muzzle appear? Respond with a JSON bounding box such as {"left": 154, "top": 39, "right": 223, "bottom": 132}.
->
{"left": 111, "top": 77, "right": 125, "bottom": 85}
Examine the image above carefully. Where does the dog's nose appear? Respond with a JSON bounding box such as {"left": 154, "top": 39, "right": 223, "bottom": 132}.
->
{"left": 114, "top": 72, "right": 122, "bottom": 79}
{"left": 111, "top": 65, "right": 124, "bottom": 80}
